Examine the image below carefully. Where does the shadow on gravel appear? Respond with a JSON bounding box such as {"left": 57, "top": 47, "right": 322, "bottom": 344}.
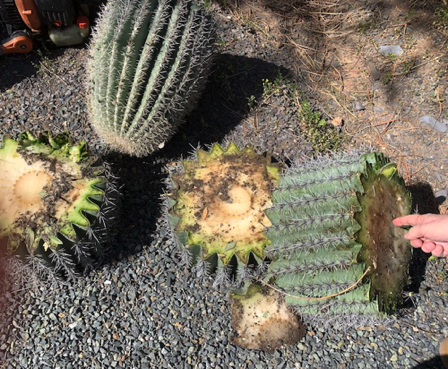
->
{"left": 160, "top": 53, "right": 294, "bottom": 158}
{"left": 0, "top": 0, "right": 107, "bottom": 92}
{"left": 101, "top": 53, "right": 294, "bottom": 261}
{"left": 0, "top": 45, "right": 71, "bottom": 92}
{"left": 401, "top": 182, "right": 440, "bottom": 308}
{"left": 411, "top": 355, "right": 446, "bottom": 369}
{"left": 0, "top": 53, "right": 40, "bottom": 92}
{"left": 101, "top": 154, "right": 168, "bottom": 262}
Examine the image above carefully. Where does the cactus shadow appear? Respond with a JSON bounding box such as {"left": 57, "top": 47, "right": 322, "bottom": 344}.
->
{"left": 159, "top": 53, "right": 295, "bottom": 157}
{"left": 99, "top": 153, "right": 169, "bottom": 262}
{"left": 100, "top": 54, "right": 297, "bottom": 262}
{"left": 411, "top": 355, "right": 445, "bottom": 369}
{"left": 400, "top": 182, "right": 440, "bottom": 308}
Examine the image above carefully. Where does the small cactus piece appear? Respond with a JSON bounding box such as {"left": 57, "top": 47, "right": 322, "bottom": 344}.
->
{"left": 87, "top": 0, "right": 215, "bottom": 156}
{"left": 0, "top": 133, "right": 120, "bottom": 280}
{"left": 166, "top": 143, "right": 281, "bottom": 284}
{"left": 230, "top": 283, "right": 306, "bottom": 352}
{"left": 265, "top": 151, "right": 412, "bottom": 321}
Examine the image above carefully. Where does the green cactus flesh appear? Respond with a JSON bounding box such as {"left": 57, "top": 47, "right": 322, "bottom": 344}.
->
{"left": 0, "top": 133, "right": 117, "bottom": 279}
{"left": 167, "top": 143, "right": 281, "bottom": 279}
{"left": 265, "top": 152, "right": 412, "bottom": 317}
{"left": 87, "top": 0, "right": 215, "bottom": 157}
{"left": 355, "top": 156, "right": 412, "bottom": 313}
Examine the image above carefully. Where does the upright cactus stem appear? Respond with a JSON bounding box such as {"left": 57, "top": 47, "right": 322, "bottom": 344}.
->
{"left": 87, "top": 0, "right": 215, "bottom": 156}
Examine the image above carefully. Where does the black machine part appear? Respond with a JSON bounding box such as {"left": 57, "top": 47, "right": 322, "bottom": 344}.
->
{"left": 34, "top": 0, "right": 77, "bottom": 26}
{"left": 0, "top": 0, "right": 26, "bottom": 37}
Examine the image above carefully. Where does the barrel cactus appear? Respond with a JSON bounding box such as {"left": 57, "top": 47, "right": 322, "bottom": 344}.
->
{"left": 0, "top": 133, "right": 120, "bottom": 280}
{"left": 166, "top": 143, "right": 281, "bottom": 285}
{"left": 264, "top": 151, "right": 412, "bottom": 322}
{"left": 168, "top": 143, "right": 412, "bottom": 324}
{"left": 87, "top": 0, "right": 215, "bottom": 157}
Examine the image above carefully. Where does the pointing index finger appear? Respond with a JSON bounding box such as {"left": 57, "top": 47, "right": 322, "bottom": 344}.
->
{"left": 392, "top": 214, "right": 424, "bottom": 227}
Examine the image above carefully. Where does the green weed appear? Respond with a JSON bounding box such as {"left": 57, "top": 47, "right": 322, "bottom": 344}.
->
{"left": 382, "top": 71, "right": 392, "bottom": 85}
{"left": 358, "top": 21, "right": 373, "bottom": 35}
{"left": 299, "top": 100, "right": 344, "bottom": 153}
{"left": 247, "top": 95, "right": 257, "bottom": 110}
{"left": 262, "top": 78, "right": 281, "bottom": 97}
{"left": 402, "top": 60, "right": 412, "bottom": 75}
{"left": 216, "top": 37, "right": 226, "bottom": 50}
{"left": 33, "top": 48, "right": 57, "bottom": 76}
{"left": 436, "top": 6, "right": 448, "bottom": 22}
{"left": 254, "top": 72, "right": 344, "bottom": 153}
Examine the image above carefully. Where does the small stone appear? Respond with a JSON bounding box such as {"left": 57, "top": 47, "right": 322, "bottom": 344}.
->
{"left": 354, "top": 101, "right": 365, "bottom": 111}
{"left": 435, "top": 189, "right": 447, "bottom": 204}
{"left": 419, "top": 115, "right": 448, "bottom": 133}
{"left": 373, "top": 106, "right": 383, "bottom": 113}
{"left": 368, "top": 63, "right": 381, "bottom": 80}
{"left": 379, "top": 45, "right": 403, "bottom": 56}
{"left": 331, "top": 117, "right": 343, "bottom": 127}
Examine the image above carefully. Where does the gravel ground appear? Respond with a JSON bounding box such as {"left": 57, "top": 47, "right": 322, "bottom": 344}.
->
{"left": 1, "top": 1, "right": 448, "bottom": 368}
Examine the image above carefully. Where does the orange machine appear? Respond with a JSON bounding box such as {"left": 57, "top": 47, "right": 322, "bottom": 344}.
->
{"left": 0, "top": 0, "right": 89, "bottom": 55}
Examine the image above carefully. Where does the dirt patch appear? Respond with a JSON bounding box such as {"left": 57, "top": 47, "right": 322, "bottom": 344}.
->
{"left": 231, "top": 284, "right": 306, "bottom": 353}
{"left": 210, "top": 0, "right": 448, "bottom": 211}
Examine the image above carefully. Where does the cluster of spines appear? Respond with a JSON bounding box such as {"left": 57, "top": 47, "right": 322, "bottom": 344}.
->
{"left": 88, "top": 0, "right": 215, "bottom": 156}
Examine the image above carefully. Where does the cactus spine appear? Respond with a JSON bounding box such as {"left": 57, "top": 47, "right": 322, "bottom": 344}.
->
{"left": 87, "top": 0, "right": 215, "bottom": 156}
{"left": 167, "top": 143, "right": 412, "bottom": 323}
{"left": 0, "top": 133, "right": 120, "bottom": 280}
{"left": 265, "top": 152, "right": 412, "bottom": 320}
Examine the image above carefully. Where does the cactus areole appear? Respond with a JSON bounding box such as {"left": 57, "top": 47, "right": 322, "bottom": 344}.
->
{"left": 87, "top": 0, "right": 215, "bottom": 157}
{"left": 265, "top": 152, "right": 412, "bottom": 317}
{"left": 167, "top": 143, "right": 281, "bottom": 279}
{"left": 0, "top": 133, "right": 118, "bottom": 279}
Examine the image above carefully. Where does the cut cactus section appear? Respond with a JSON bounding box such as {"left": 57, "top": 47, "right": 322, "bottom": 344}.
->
{"left": 265, "top": 151, "right": 412, "bottom": 320}
{"left": 0, "top": 133, "right": 120, "bottom": 280}
{"left": 87, "top": 0, "right": 215, "bottom": 157}
{"left": 166, "top": 143, "right": 281, "bottom": 284}
{"left": 230, "top": 284, "right": 306, "bottom": 352}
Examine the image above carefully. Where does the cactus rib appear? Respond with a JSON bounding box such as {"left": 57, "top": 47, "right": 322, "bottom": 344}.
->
{"left": 0, "top": 133, "right": 120, "bottom": 280}
{"left": 88, "top": 0, "right": 215, "bottom": 157}
{"left": 265, "top": 151, "right": 412, "bottom": 320}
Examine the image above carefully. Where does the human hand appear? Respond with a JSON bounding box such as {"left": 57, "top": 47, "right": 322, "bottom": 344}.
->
{"left": 393, "top": 214, "right": 448, "bottom": 257}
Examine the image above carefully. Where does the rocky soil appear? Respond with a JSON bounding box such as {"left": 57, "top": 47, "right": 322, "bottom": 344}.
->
{"left": 0, "top": 0, "right": 448, "bottom": 368}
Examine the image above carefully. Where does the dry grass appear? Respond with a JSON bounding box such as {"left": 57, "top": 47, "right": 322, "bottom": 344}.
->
{"left": 213, "top": 0, "right": 448, "bottom": 197}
